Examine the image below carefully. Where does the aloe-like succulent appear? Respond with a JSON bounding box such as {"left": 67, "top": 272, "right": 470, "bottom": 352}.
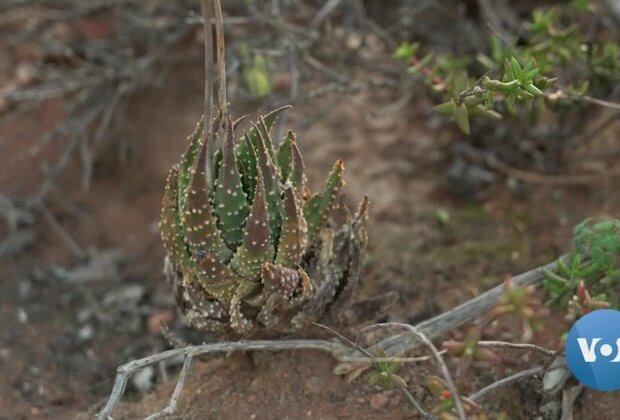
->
{"left": 160, "top": 106, "right": 368, "bottom": 335}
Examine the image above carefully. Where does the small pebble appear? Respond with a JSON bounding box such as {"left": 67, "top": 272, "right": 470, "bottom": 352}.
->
{"left": 103, "top": 284, "right": 145, "bottom": 306}
{"left": 77, "top": 324, "right": 94, "bottom": 342}
{"left": 17, "top": 308, "right": 28, "bottom": 323}
{"left": 543, "top": 357, "right": 570, "bottom": 396}
{"left": 369, "top": 393, "right": 389, "bottom": 410}
{"left": 304, "top": 376, "right": 324, "bottom": 395}
{"left": 132, "top": 366, "right": 155, "bottom": 393}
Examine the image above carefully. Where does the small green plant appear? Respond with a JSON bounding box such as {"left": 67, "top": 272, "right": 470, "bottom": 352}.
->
{"left": 161, "top": 0, "right": 368, "bottom": 336}
{"left": 426, "top": 376, "right": 480, "bottom": 418}
{"left": 161, "top": 108, "right": 370, "bottom": 335}
{"left": 367, "top": 353, "right": 407, "bottom": 389}
{"left": 543, "top": 218, "right": 620, "bottom": 313}
{"left": 239, "top": 43, "right": 273, "bottom": 98}
{"left": 395, "top": 1, "right": 620, "bottom": 134}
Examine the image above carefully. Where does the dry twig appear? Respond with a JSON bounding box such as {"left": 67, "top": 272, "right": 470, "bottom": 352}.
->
{"left": 477, "top": 340, "right": 557, "bottom": 357}
{"left": 468, "top": 366, "right": 544, "bottom": 402}
{"left": 362, "top": 256, "right": 566, "bottom": 357}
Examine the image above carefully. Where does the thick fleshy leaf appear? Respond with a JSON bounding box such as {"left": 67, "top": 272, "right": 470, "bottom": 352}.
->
{"left": 261, "top": 263, "right": 301, "bottom": 298}
{"left": 213, "top": 118, "right": 250, "bottom": 248}
{"left": 453, "top": 102, "right": 470, "bottom": 134}
{"left": 276, "top": 130, "right": 294, "bottom": 182}
{"left": 160, "top": 164, "right": 190, "bottom": 267}
{"left": 303, "top": 160, "right": 344, "bottom": 243}
{"left": 275, "top": 186, "right": 307, "bottom": 267}
{"left": 193, "top": 253, "right": 244, "bottom": 304}
{"left": 177, "top": 121, "right": 204, "bottom": 212}
{"left": 236, "top": 134, "right": 258, "bottom": 200}
{"left": 230, "top": 172, "right": 274, "bottom": 279}
{"left": 235, "top": 105, "right": 290, "bottom": 198}
{"left": 182, "top": 134, "right": 232, "bottom": 263}
{"left": 253, "top": 123, "right": 283, "bottom": 243}
{"left": 257, "top": 264, "right": 313, "bottom": 328}
{"left": 289, "top": 138, "right": 307, "bottom": 199}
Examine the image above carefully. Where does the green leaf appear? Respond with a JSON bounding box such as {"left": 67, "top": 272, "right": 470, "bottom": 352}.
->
{"left": 367, "top": 371, "right": 382, "bottom": 386}
{"left": 303, "top": 160, "right": 344, "bottom": 244}
{"left": 275, "top": 186, "right": 307, "bottom": 267}
{"left": 254, "top": 122, "right": 284, "bottom": 243}
{"left": 243, "top": 53, "right": 273, "bottom": 98}
{"left": 182, "top": 135, "right": 233, "bottom": 263}
{"left": 394, "top": 42, "right": 417, "bottom": 61}
{"left": 433, "top": 100, "right": 456, "bottom": 114}
{"left": 236, "top": 106, "right": 291, "bottom": 198}
{"left": 177, "top": 121, "right": 206, "bottom": 212}
{"left": 453, "top": 102, "right": 471, "bottom": 134}
{"left": 289, "top": 139, "right": 307, "bottom": 203}
{"left": 510, "top": 57, "right": 523, "bottom": 80}
{"left": 505, "top": 90, "right": 518, "bottom": 112}
{"left": 160, "top": 165, "right": 192, "bottom": 268}
{"left": 193, "top": 253, "right": 243, "bottom": 305}
{"left": 276, "top": 131, "right": 294, "bottom": 182}
{"left": 524, "top": 83, "right": 544, "bottom": 96}
{"left": 469, "top": 104, "right": 502, "bottom": 120}
{"left": 230, "top": 172, "right": 275, "bottom": 280}
{"left": 504, "top": 58, "right": 515, "bottom": 81}
{"left": 213, "top": 118, "right": 250, "bottom": 248}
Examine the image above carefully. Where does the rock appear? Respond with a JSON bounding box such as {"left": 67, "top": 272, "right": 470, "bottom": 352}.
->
{"left": 15, "top": 63, "right": 38, "bottom": 87}
{"left": 132, "top": 366, "right": 155, "bottom": 393}
{"left": 539, "top": 400, "right": 561, "bottom": 420}
{"left": 17, "top": 308, "right": 28, "bottom": 323}
{"left": 17, "top": 280, "right": 33, "bottom": 301}
{"left": 304, "top": 376, "right": 324, "bottom": 395}
{"left": 543, "top": 357, "right": 570, "bottom": 396}
{"left": 63, "top": 250, "right": 123, "bottom": 285}
{"left": 369, "top": 393, "right": 389, "bottom": 410}
{"left": 103, "top": 283, "right": 145, "bottom": 307}
{"left": 77, "top": 324, "right": 94, "bottom": 342}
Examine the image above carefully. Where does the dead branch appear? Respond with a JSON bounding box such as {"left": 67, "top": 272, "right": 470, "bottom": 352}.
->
{"left": 477, "top": 340, "right": 557, "bottom": 357}
{"left": 363, "top": 256, "right": 567, "bottom": 357}
{"left": 402, "top": 388, "right": 435, "bottom": 419}
{"left": 468, "top": 366, "right": 544, "bottom": 402}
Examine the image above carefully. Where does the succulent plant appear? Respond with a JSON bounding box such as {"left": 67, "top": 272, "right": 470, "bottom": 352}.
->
{"left": 160, "top": 106, "right": 369, "bottom": 335}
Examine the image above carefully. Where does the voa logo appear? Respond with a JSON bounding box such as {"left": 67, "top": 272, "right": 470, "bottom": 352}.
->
{"left": 576, "top": 337, "right": 620, "bottom": 363}
{"left": 565, "top": 309, "right": 620, "bottom": 391}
